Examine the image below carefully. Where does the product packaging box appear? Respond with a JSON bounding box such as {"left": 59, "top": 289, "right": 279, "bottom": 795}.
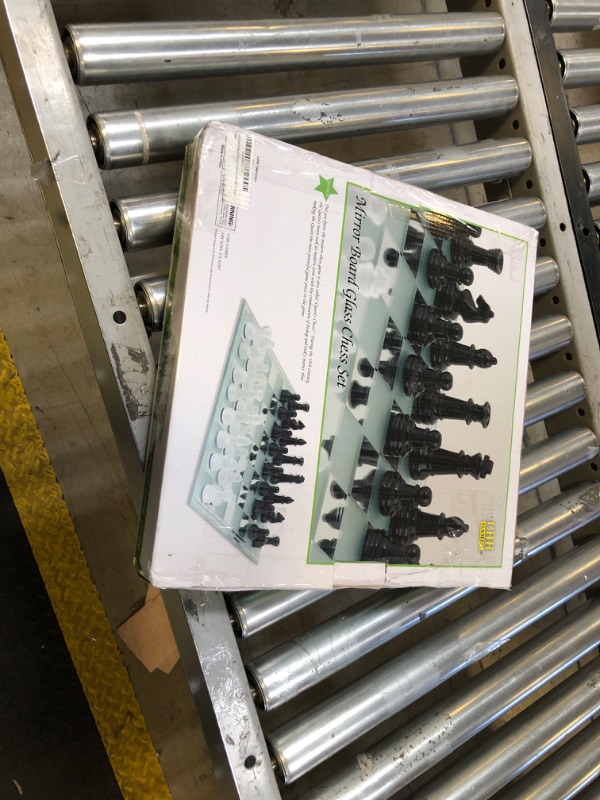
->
{"left": 137, "top": 121, "right": 537, "bottom": 590}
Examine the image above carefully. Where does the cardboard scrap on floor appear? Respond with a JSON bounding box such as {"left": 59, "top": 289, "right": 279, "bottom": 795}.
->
{"left": 117, "top": 585, "right": 179, "bottom": 674}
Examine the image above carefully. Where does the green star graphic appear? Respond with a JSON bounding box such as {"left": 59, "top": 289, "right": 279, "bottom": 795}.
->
{"left": 315, "top": 175, "right": 338, "bottom": 201}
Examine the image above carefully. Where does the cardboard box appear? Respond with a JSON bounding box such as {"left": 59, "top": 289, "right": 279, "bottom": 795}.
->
{"left": 136, "top": 121, "right": 537, "bottom": 590}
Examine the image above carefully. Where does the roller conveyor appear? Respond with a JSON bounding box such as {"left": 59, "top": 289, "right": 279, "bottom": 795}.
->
{"left": 3, "top": 1, "right": 600, "bottom": 798}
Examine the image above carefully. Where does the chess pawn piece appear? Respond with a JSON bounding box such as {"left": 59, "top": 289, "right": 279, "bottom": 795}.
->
{"left": 349, "top": 381, "right": 371, "bottom": 408}
{"left": 409, "top": 448, "right": 494, "bottom": 480}
{"left": 408, "top": 303, "right": 463, "bottom": 347}
{"left": 426, "top": 249, "right": 474, "bottom": 290}
{"left": 433, "top": 285, "right": 494, "bottom": 324}
{"left": 385, "top": 412, "right": 442, "bottom": 458}
{"left": 428, "top": 340, "right": 497, "bottom": 370}
{"left": 402, "top": 355, "right": 453, "bottom": 397}
{"left": 376, "top": 471, "right": 432, "bottom": 517}
{"left": 412, "top": 390, "right": 491, "bottom": 428}
{"left": 389, "top": 508, "right": 469, "bottom": 541}
{"left": 448, "top": 232, "right": 504, "bottom": 274}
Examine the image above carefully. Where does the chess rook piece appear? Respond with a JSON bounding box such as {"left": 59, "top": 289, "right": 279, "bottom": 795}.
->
{"left": 358, "top": 358, "right": 374, "bottom": 378}
{"left": 272, "top": 453, "right": 304, "bottom": 467}
{"left": 252, "top": 535, "right": 281, "bottom": 548}
{"left": 390, "top": 508, "right": 469, "bottom": 541}
{"left": 322, "top": 436, "right": 335, "bottom": 458}
{"left": 349, "top": 381, "right": 371, "bottom": 408}
{"left": 323, "top": 507, "right": 344, "bottom": 530}
{"left": 408, "top": 303, "right": 463, "bottom": 347}
{"left": 449, "top": 233, "right": 504, "bottom": 274}
{"left": 378, "top": 354, "right": 399, "bottom": 389}
{"left": 383, "top": 248, "right": 399, "bottom": 268}
{"left": 402, "top": 354, "right": 453, "bottom": 397}
{"left": 429, "top": 340, "right": 498, "bottom": 370}
{"left": 318, "top": 539, "right": 337, "bottom": 559}
{"left": 426, "top": 249, "right": 474, "bottom": 290}
{"left": 361, "top": 528, "right": 421, "bottom": 564}
{"left": 358, "top": 439, "right": 379, "bottom": 467}
{"left": 352, "top": 469, "right": 375, "bottom": 508}
{"left": 412, "top": 390, "right": 491, "bottom": 428}
{"left": 385, "top": 412, "right": 442, "bottom": 458}
{"left": 377, "top": 471, "right": 432, "bottom": 517}
{"left": 270, "top": 473, "right": 304, "bottom": 485}
{"left": 409, "top": 448, "right": 494, "bottom": 480}
{"left": 239, "top": 523, "right": 264, "bottom": 539}
{"left": 433, "top": 285, "right": 494, "bottom": 324}
{"left": 383, "top": 326, "right": 403, "bottom": 353}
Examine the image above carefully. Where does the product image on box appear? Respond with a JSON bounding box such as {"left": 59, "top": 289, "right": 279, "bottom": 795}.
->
{"left": 310, "top": 188, "right": 500, "bottom": 568}
{"left": 189, "top": 300, "right": 309, "bottom": 563}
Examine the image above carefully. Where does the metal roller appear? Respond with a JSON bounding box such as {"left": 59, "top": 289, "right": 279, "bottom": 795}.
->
{"left": 358, "top": 137, "right": 532, "bottom": 189}
{"left": 523, "top": 371, "right": 585, "bottom": 426}
{"left": 548, "top": 0, "right": 600, "bottom": 31}
{"left": 245, "top": 478, "right": 599, "bottom": 712}
{"left": 529, "top": 314, "right": 573, "bottom": 360}
{"left": 111, "top": 193, "right": 178, "bottom": 252}
{"left": 415, "top": 656, "right": 600, "bottom": 800}
{"left": 534, "top": 255, "right": 560, "bottom": 295}
{"left": 267, "top": 539, "right": 600, "bottom": 783}
{"left": 87, "top": 76, "right": 519, "bottom": 169}
{"left": 583, "top": 161, "right": 600, "bottom": 203}
{"left": 571, "top": 104, "right": 600, "bottom": 144}
{"left": 113, "top": 138, "right": 533, "bottom": 252}
{"left": 519, "top": 427, "right": 598, "bottom": 494}
{"left": 559, "top": 48, "right": 600, "bottom": 88}
{"left": 133, "top": 276, "right": 168, "bottom": 334}
{"left": 480, "top": 196, "right": 547, "bottom": 229}
{"left": 62, "top": 14, "right": 505, "bottom": 85}
{"left": 224, "top": 589, "right": 332, "bottom": 638}
{"left": 303, "top": 601, "right": 600, "bottom": 800}
{"left": 496, "top": 716, "right": 600, "bottom": 800}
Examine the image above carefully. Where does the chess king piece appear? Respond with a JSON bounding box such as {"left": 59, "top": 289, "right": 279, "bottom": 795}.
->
{"left": 409, "top": 448, "right": 494, "bottom": 480}
{"left": 428, "top": 340, "right": 497, "bottom": 370}
{"left": 402, "top": 354, "right": 453, "bottom": 396}
{"left": 361, "top": 528, "right": 421, "bottom": 564}
{"left": 389, "top": 508, "right": 469, "bottom": 541}
{"left": 412, "top": 389, "right": 491, "bottom": 428}
{"left": 433, "top": 285, "right": 494, "bottom": 324}
{"left": 385, "top": 411, "right": 442, "bottom": 457}
{"left": 408, "top": 303, "right": 463, "bottom": 347}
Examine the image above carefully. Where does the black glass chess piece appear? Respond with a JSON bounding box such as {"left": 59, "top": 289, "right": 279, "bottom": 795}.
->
{"left": 412, "top": 390, "right": 491, "bottom": 428}
{"left": 376, "top": 471, "right": 432, "bottom": 516}
{"left": 272, "top": 453, "right": 304, "bottom": 467}
{"left": 429, "top": 340, "right": 497, "bottom": 370}
{"left": 409, "top": 448, "right": 494, "bottom": 480}
{"left": 383, "top": 248, "right": 400, "bottom": 268}
{"left": 270, "top": 494, "right": 294, "bottom": 504}
{"left": 405, "top": 244, "right": 423, "bottom": 275}
{"left": 261, "top": 440, "right": 288, "bottom": 457}
{"left": 289, "top": 418, "right": 305, "bottom": 430}
{"left": 402, "top": 354, "right": 453, "bottom": 396}
{"left": 270, "top": 473, "right": 304, "bottom": 485}
{"left": 330, "top": 481, "right": 347, "bottom": 500}
{"left": 318, "top": 539, "right": 337, "bottom": 559}
{"left": 361, "top": 528, "right": 421, "bottom": 564}
{"left": 385, "top": 412, "right": 442, "bottom": 457}
{"left": 252, "top": 535, "right": 281, "bottom": 548}
{"left": 448, "top": 233, "right": 503, "bottom": 274}
{"left": 404, "top": 224, "right": 425, "bottom": 250}
{"left": 383, "top": 325, "right": 403, "bottom": 353}
{"left": 239, "top": 522, "right": 264, "bottom": 539}
{"left": 358, "top": 438, "right": 379, "bottom": 467}
{"left": 322, "top": 436, "right": 335, "bottom": 458}
{"left": 408, "top": 303, "right": 463, "bottom": 347}
{"left": 378, "top": 354, "right": 400, "bottom": 389}
{"left": 433, "top": 285, "right": 494, "bottom": 324}
{"left": 389, "top": 508, "right": 469, "bottom": 541}
{"left": 349, "top": 381, "right": 371, "bottom": 408}
{"left": 352, "top": 469, "right": 376, "bottom": 509}
{"left": 358, "top": 358, "right": 375, "bottom": 378}
{"left": 323, "top": 507, "right": 344, "bottom": 530}
{"left": 426, "top": 249, "right": 474, "bottom": 290}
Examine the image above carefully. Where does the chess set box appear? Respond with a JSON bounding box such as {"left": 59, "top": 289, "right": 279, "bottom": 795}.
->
{"left": 136, "top": 121, "right": 537, "bottom": 590}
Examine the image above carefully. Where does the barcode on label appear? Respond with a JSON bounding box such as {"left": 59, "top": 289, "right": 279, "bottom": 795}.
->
{"left": 223, "top": 132, "right": 254, "bottom": 209}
